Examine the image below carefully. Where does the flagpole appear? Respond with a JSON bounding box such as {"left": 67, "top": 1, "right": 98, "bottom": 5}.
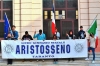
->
{"left": 52, "top": 0, "right": 56, "bottom": 28}
{"left": 5, "top": 12, "right": 14, "bottom": 37}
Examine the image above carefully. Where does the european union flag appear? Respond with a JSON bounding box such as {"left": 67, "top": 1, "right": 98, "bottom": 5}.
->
{"left": 4, "top": 13, "right": 10, "bottom": 39}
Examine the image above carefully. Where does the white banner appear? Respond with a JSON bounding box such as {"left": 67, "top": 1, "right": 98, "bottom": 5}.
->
{"left": 1, "top": 39, "right": 88, "bottom": 59}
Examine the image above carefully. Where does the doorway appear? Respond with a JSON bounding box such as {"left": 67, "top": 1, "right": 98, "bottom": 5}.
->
{"left": 43, "top": 0, "right": 78, "bottom": 39}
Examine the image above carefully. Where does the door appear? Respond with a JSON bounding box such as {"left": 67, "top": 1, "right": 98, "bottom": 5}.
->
{"left": 61, "top": 20, "right": 74, "bottom": 39}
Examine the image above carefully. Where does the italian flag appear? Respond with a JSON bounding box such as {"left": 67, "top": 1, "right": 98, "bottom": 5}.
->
{"left": 87, "top": 19, "right": 98, "bottom": 48}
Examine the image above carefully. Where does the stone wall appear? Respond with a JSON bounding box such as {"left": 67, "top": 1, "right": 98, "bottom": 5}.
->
{"left": 13, "top": 0, "right": 100, "bottom": 39}
{"left": 78, "top": 0, "right": 100, "bottom": 38}
{"left": 13, "top": 0, "right": 43, "bottom": 39}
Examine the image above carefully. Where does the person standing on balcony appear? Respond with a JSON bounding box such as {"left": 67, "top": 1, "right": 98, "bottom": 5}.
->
{"left": 6, "top": 33, "right": 15, "bottom": 65}
{"left": 66, "top": 30, "right": 75, "bottom": 62}
{"left": 55, "top": 28, "right": 60, "bottom": 39}
{"left": 22, "top": 31, "right": 33, "bottom": 40}
{"left": 78, "top": 26, "right": 86, "bottom": 39}
{"left": 33, "top": 29, "right": 46, "bottom": 62}
{"left": 52, "top": 34, "right": 58, "bottom": 64}
{"left": 12, "top": 25, "right": 19, "bottom": 39}
{"left": 33, "top": 29, "right": 46, "bottom": 40}
{"left": 22, "top": 31, "right": 33, "bottom": 62}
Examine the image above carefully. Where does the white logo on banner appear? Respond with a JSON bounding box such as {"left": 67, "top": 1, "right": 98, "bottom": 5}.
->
{"left": 75, "top": 43, "right": 83, "bottom": 53}
{"left": 4, "top": 44, "right": 13, "bottom": 54}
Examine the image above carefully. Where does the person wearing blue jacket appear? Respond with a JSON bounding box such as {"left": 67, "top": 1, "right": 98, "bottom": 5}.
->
{"left": 33, "top": 29, "right": 46, "bottom": 40}
{"left": 33, "top": 29, "right": 46, "bottom": 62}
{"left": 12, "top": 25, "right": 19, "bottom": 39}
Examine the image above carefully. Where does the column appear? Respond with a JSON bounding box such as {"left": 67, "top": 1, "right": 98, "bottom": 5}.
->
{"left": 89, "top": 0, "right": 100, "bottom": 38}
{"left": 78, "top": 0, "right": 89, "bottom": 38}
{"left": 13, "top": 0, "right": 21, "bottom": 39}
{"left": 20, "top": 0, "right": 32, "bottom": 38}
{"left": 32, "top": 0, "right": 43, "bottom": 33}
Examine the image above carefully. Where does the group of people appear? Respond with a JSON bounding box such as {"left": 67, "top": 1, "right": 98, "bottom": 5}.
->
{"left": 6, "top": 25, "right": 96, "bottom": 64}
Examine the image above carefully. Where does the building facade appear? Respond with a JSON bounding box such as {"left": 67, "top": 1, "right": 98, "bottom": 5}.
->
{"left": 0, "top": 0, "right": 100, "bottom": 51}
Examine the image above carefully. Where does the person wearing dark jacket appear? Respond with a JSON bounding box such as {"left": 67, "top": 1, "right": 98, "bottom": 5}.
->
{"left": 66, "top": 30, "right": 75, "bottom": 61}
{"left": 22, "top": 31, "right": 33, "bottom": 62}
{"left": 6, "top": 33, "right": 15, "bottom": 65}
{"left": 78, "top": 26, "right": 86, "bottom": 39}
{"left": 53, "top": 34, "right": 58, "bottom": 64}
{"left": 22, "top": 31, "right": 33, "bottom": 40}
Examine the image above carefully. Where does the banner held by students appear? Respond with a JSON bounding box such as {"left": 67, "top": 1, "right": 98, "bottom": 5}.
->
{"left": 1, "top": 39, "right": 88, "bottom": 59}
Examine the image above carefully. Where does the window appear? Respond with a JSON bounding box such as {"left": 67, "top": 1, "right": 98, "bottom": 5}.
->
{"left": 0, "top": 22, "right": 4, "bottom": 37}
{"left": 43, "top": 0, "right": 78, "bottom": 39}
{"left": 43, "top": 20, "right": 61, "bottom": 39}
{"left": 43, "top": 20, "right": 52, "bottom": 39}
{"left": 43, "top": 0, "right": 66, "bottom": 8}
{"left": 55, "top": 0, "right": 66, "bottom": 8}
{"left": 53, "top": 10, "right": 66, "bottom": 19}
{"left": 44, "top": 11, "right": 47, "bottom": 19}
{"left": 61, "top": 21, "right": 73, "bottom": 39}
{"left": 0, "top": 0, "right": 12, "bottom": 38}
{"left": 76, "top": 10, "right": 78, "bottom": 19}
{"left": 74, "top": 19, "right": 78, "bottom": 37}
{"left": 43, "top": 10, "right": 66, "bottom": 19}
{"left": 67, "top": 0, "right": 77, "bottom": 8}
{"left": 43, "top": 11, "right": 51, "bottom": 19}
{"left": 67, "top": 10, "right": 76, "bottom": 19}
{"left": 43, "top": 0, "right": 53, "bottom": 8}
{"left": 3, "top": 0, "right": 12, "bottom": 9}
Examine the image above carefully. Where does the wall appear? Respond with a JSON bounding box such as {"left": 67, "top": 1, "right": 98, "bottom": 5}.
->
{"left": 13, "top": 0, "right": 43, "bottom": 39}
{"left": 78, "top": 0, "right": 100, "bottom": 52}
{"left": 78, "top": 0, "right": 100, "bottom": 38}
{"left": 13, "top": 0, "right": 100, "bottom": 39}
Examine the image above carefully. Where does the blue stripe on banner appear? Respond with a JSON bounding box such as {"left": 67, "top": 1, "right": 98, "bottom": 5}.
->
{"left": 21, "top": 41, "right": 65, "bottom": 44}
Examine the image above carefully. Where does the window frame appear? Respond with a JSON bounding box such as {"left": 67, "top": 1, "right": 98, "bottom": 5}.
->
{"left": 0, "top": 0, "right": 12, "bottom": 38}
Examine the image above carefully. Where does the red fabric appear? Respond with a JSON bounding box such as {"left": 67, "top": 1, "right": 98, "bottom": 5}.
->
{"left": 51, "top": 22, "right": 55, "bottom": 34}
{"left": 95, "top": 37, "right": 98, "bottom": 48}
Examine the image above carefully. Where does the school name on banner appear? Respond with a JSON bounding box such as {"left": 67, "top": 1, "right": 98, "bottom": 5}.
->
{"left": 1, "top": 39, "right": 88, "bottom": 59}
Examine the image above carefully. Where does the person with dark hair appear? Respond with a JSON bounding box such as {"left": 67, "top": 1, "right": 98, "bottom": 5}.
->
{"left": 33, "top": 29, "right": 46, "bottom": 40}
{"left": 22, "top": 31, "right": 33, "bottom": 62}
{"left": 53, "top": 34, "right": 57, "bottom": 40}
{"left": 6, "top": 33, "right": 14, "bottom": 65}
{"left": 55, "top": 28, "right": 60, "bottom": 39}
{"left": 22, "top": 31, "right": 33, "bottom": 40}
{"left": 66, "top": 30, "right": 75, "bottom": 61}
{"left": 78, "top": 26, "right": 86, "bottom": 39}
{"left": 85, "top": 33, "right": 96, "bottom": 63}
{"left": 33, "top": 29, "right": 46, "bottom": 62}
{"left": 7, "top": 25, "right": 18, "bottom": 64}
{"left": 52, "top": 34, "right": 58, "bottom": 64}
{"left": 12, "top": 25, "right": 19, "bottom": 39}
{"left": 66, "top": 30, "right": 75, "bottom": 39}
